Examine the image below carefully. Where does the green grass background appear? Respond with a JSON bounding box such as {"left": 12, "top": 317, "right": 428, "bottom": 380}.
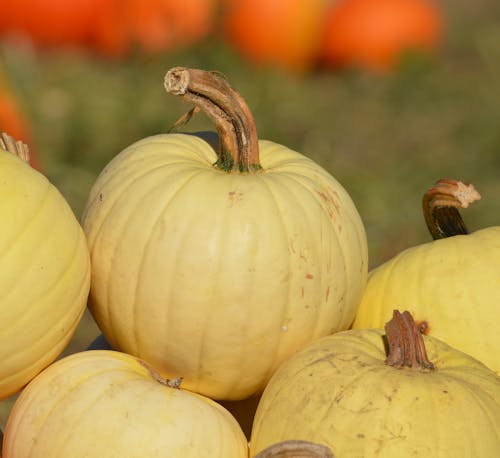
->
{"left": 1, "top": 0, "right": 499, "bottom": 429}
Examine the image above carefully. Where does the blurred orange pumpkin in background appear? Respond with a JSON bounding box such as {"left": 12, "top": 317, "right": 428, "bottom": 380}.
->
{"left": 0, "top": 0, "right": 218, "bottom": 58}
{"left": 222, "top": 0, "right": 328, "bottom": 73}
{"left": 0, "top": 72, "right": 40, "bottom": 169}
{"left": 320, "top": 0, "right": 443, "bottom": 72}
{"left": 90, "top": 0, "right": 219, "bottom": 58}
{"left": 0, "top": 0, "right": 100, "bottom": 49}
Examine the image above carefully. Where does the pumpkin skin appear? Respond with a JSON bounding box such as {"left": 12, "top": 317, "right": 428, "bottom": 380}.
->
{"left": 2, "top": 350, "right": 248, "bottom": 457}
{"left": 250, "top": 327, "right": 500, "bottom": 457}
{"left": 320, "top": 0, "right": 443, "bottom": 72}
{"left": 0, "top": 138, "right": 90, "bottom": 400}
{"left": 222, "top": 0, "right": 328, "bottom": 73}
{"left": 352, "top": 229, "right": 500, "bottom": 373}
{"left": 81, "top": 132, "right": 368, "bottom": 400}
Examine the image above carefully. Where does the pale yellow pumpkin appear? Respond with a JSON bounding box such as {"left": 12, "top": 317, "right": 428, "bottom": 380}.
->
{"left": 352, "top": 179, "right": 500, "bottom": 373}
{"left": 0, "top": 133, "right": 90, "bottom": 399}
{"left": 2, "top": 350, "right": 248, "bottom": 457}
{"left": 81, "top": 68, "right": 368, "bottom": 400}
{"left": 250, "top": 311, "right": 500, "bottom": 457}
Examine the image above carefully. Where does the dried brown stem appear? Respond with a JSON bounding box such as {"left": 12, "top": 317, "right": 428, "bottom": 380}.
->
{"left": 254, "top": 440, "right": 334, "bottom": 458}
{"left": 422, "top": 179, "right": 481, "bottom": 240}
{"left": 0, "top": 132, "right": 31, "bottom": 163}
{"left": 138, "top": 359, "right": 183, "bottom": 388}
{"left": 164, "top": 67, "right": 261, "bottom": 173}
{"left": 385, "top": 310, "right": 435, "bottom": 370}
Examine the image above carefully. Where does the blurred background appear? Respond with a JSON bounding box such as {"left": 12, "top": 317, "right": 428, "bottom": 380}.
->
{"left": 1, "top": 0, "right": 499, "bottom": 427}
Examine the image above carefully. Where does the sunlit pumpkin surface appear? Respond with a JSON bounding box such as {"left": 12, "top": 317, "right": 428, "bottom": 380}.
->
{"left": 353, "top": 227, "right": 500, "bottom": 373}
{"left": 250, "top": 328, "right": 500, "bottom": 457}
{"left": 82, "top": 133, "right": 368, "bottom": 400}
{"left": 2, "top": 350, "right": 248, "bottom": 457}
{"left": 0, "top": 147, "right": 90, "bottom": 399}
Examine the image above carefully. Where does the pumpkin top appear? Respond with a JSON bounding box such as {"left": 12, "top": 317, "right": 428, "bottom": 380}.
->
{"left": 164, "top": 67, "right": 261, "bottom": 174}
{"left": 422, "top": 178, "right": 481, "bottom": 240}
{"left": 384, "top": 310, "right": 435, "bottom": 371}
{"left": 0, "top": 131, "right": 31, "bottom": 164}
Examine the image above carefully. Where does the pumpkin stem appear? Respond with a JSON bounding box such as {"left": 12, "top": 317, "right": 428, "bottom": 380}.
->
{"left": 254, "top": 440, "right": 334, "bottom": 458}
{"left": 422, "top": 179, "right": 481, "bottom": 240}
{"left": 138, "top": 359, "right": 183, "bottom": 388}
{"left": 385, "top": 310, "right": 435, "bottom": 371}
{"left": 164, "top": 67, "right": 261, "bottom": 173}
{"left": 0, "top": 132, "right": 31, "bottom": 163}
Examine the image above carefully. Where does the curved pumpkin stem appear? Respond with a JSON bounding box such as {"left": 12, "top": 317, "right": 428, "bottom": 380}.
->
{"left": 385, "top": 310, "right": 435, "bottom": 370}
{"left": 0, "top": 131, "right": 31, "bottom": 163}
{"left": 422, "top": 179, "right": 481, "bottom": 240}
{"left": 164, "top": 67, "right": 261, "bottom": 174}
{"left": 254, "top": 440, "right": 335, "bottom": 458}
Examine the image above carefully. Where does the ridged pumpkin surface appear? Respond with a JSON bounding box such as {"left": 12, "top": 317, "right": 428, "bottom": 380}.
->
{"left": 2, "top": 350, "right": 248, "bottom": 457}
{"left": 82, "top": 133, "right": 368, "bottom": 400}
{"left": 250, "top": 328, "right": 500, "bottom": 457}
{"left": 0, "top": 147, "right": 90, "bottom": 399}
{"left": 352, "top": 227, "right": 500, "bottom": 373}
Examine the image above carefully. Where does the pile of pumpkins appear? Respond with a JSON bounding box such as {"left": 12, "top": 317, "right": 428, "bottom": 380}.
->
{"left": 0, "top": 67, "right": 499, "bottom": 457}
{"left": 0, "top": 0, "right": 443, "bottom": 73}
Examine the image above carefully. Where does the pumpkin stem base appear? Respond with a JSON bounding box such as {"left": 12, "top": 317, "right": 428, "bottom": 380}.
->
{"left": 385, "top": 310, "right": 435, "bottom": 371}
{"left": 1, "top": 132, "right": 31, "bottom": 163}
{"left": 164, "top": 67, "right": 261, "bottom": 174}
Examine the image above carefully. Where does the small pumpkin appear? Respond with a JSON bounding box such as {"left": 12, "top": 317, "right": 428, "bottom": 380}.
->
{"left": 0, "top": 133, "right": 90, "bottom": 400}
{"left": 352, "top": 179, "right": 500, "bottom": 373}
{"left": 320, "top": 0, "right": 443, "bottom": 72}
{"left": 222, "top": 0, "right": 328, "bottom": 73}
{"left": 2, "top": 350, "right": 248, "bottom": 457}
{"left": 250, "top": 310, "right": 500, "bottom": 457}
{"left": 81, "top": 67, "right": 368, "bottom": 400}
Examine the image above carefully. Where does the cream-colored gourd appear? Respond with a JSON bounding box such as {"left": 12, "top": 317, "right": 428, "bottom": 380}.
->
{"left": 81, "top": 67, "right": 368, "bottom": 400}
{"left": 250, "top": 310, "right": 500, "bottom": 457}
{"left": 2, "top": 350, "right": 248, "bottom": 457}
{"left": 0, "top": 133, "right": 90, "bottom": 400}
{"left": 352, "top": 179, "right": 500, "bottom": 373}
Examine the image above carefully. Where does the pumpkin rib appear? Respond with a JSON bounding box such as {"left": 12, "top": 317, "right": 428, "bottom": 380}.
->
{"left": 297, "top": 167, "right": 368, "bottom": 321}
{"left": 84, "top": 156, "right": 185, "bottom": 249}
{"left": 92, "top": 165, "right": 204, "bottom": 351}
{"left": 202, "top": 221, "right": 241, "bottom": 394}
{"left": 278, "top": 171, "right": 355, "bottom": 330}
{"left": 81, "top": 135, "right": 208, "bottom": 243}
{"left": 270, "top": 172, "right": 339, "bottom": 338}
{"left": 0, "top": 234, "right": 88, "bottom": 385}
{"left": 158, "top": 171, "right": 231, "bottom": 387}
{"left": 10, "top": 365, "right": 120, "bottom": 455}
{"left": 439, "top": 373, "right": 500, "bottom": 451}
{"left": 47, "top": 372, "right": 163, "bottom": 455}
{"left": 3, "top": 277, "right": 87, "bottom": 369}
{"left": 204, "top": 171, "right": 293, "bottom": 398}
{"left": 130, "top": 167, "right": 209, "bottom": 357}
{"left": 0, "top": 176, "right": 51, "bottom": 261}
{"left": 32, "top": 369, "right": 139, "bottom": 455}
{"left": 4, "top": 224, "right": 86, "bottom": 333}
{"left": 242, "top": 172, "right": 295, "bottom": 392}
